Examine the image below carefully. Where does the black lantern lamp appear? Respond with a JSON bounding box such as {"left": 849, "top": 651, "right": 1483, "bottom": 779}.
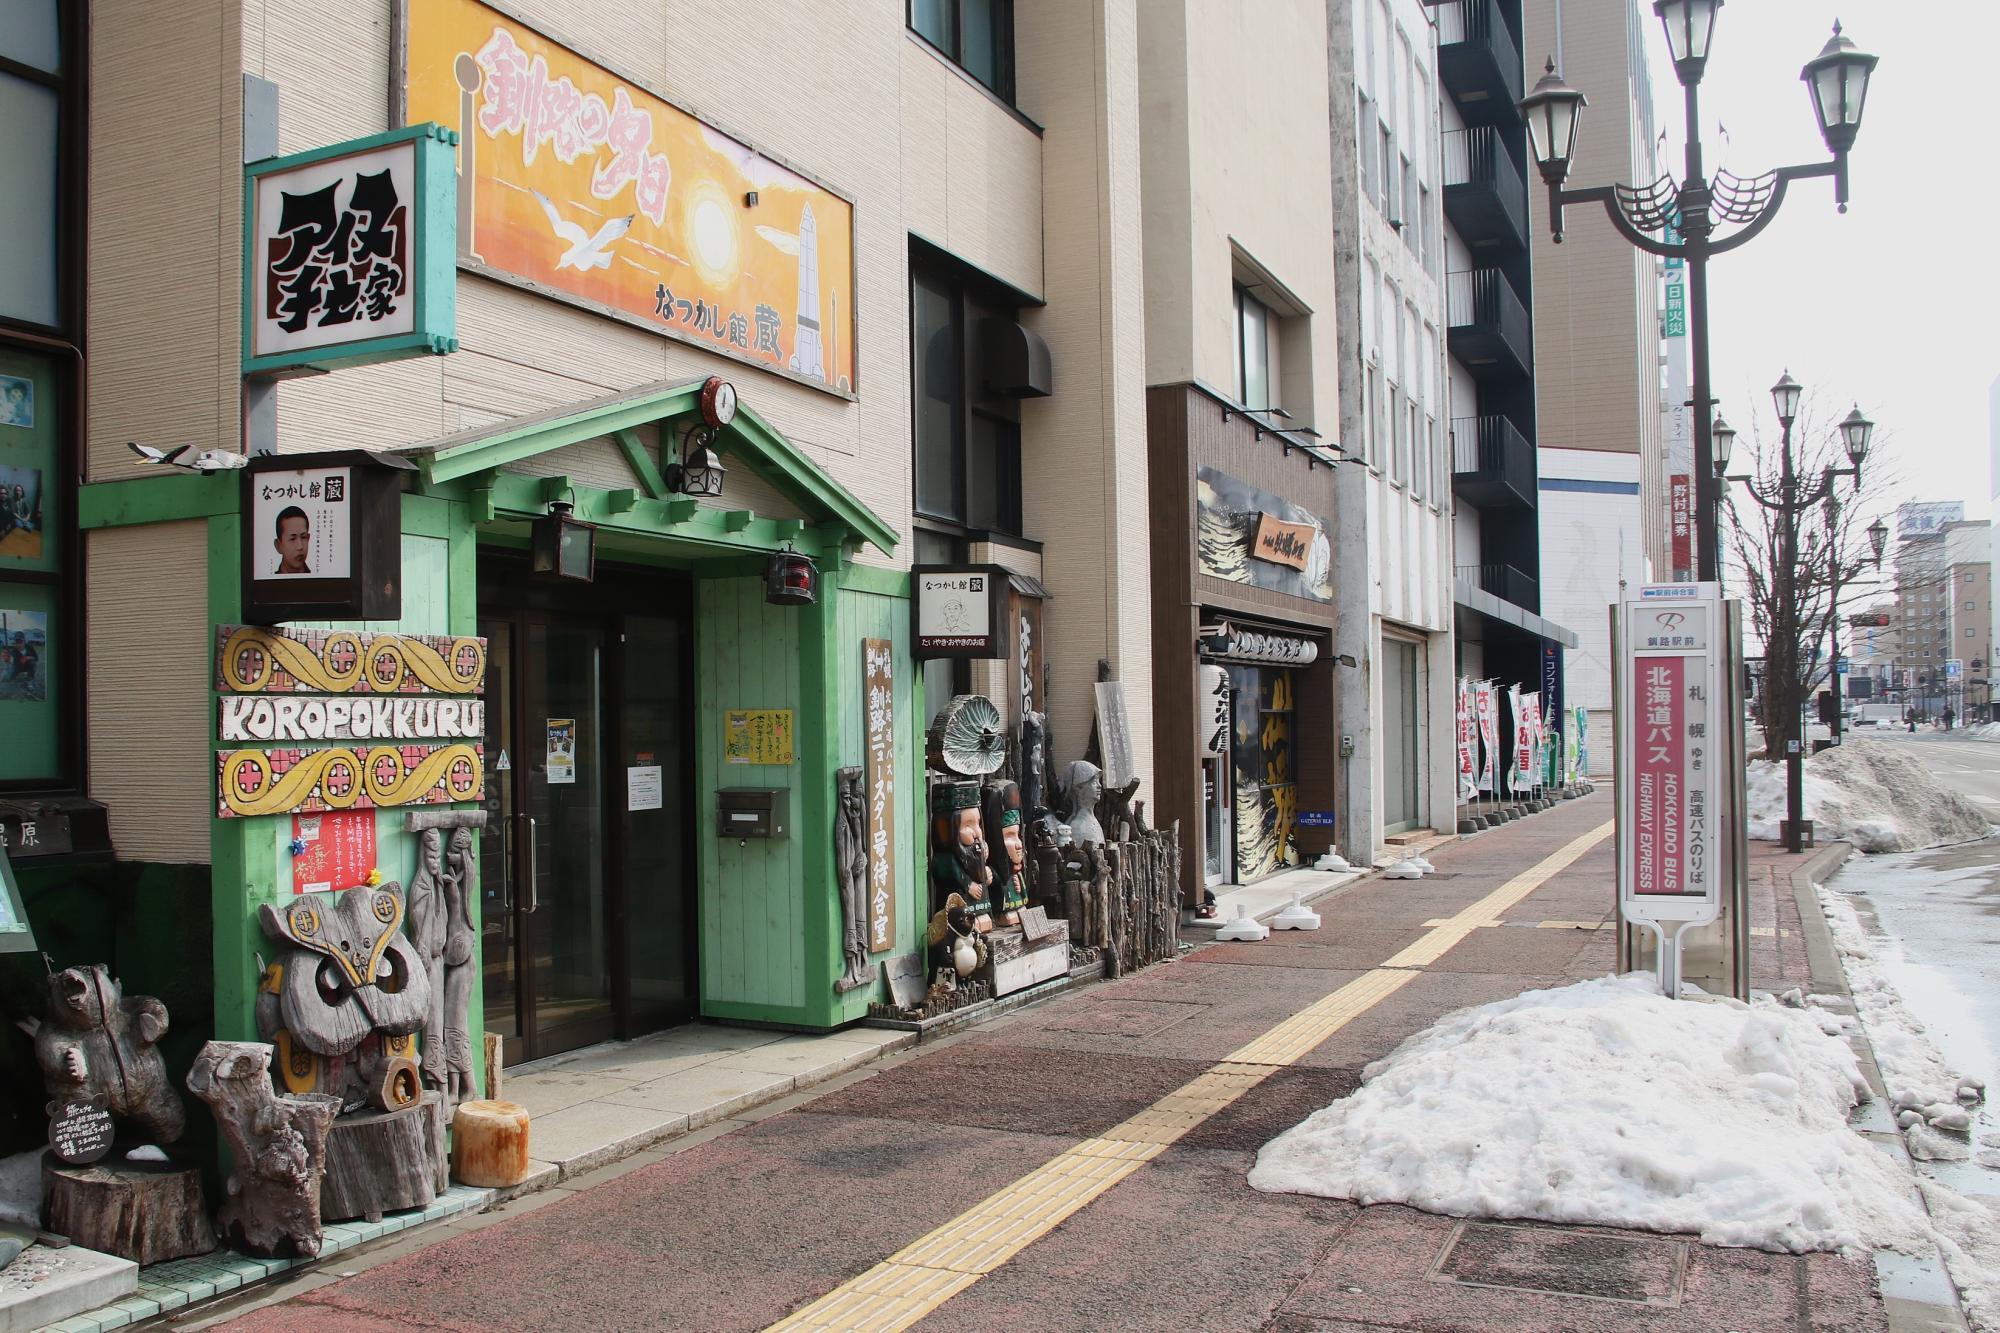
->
{"left": 532, "top": 498, "right": 596, "bottom": 581}
{"left": 1711, "top": 414, "right": 1737, "bottom": 474}
{"left": 666, "top": 423, "right": 728, "bottom": 498}
{"left": 1867, "top": 516, "right": 1888, "bottom": 565}
{"left": 1840, "top": 405, "right": 1874, "bottom": 468}
{"left": 1520, "top": 60, "right": 1588, "bottom": 191}
{"left": 1770, "top": 370, "right": 1802, "bottom": 428}
{"left": 1655, "top": 0, "right": 1722, "bottom": 84}
{"left": 1803, "top": 23, "right": 1878, "bottom": 158}
{"left": 765, "top": 544, "right": 818, "bottom": 607}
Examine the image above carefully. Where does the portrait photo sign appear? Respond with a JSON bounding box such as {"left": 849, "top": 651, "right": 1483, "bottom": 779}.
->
{"left": 239, "top": 450, "right": 411, "bottom": 625}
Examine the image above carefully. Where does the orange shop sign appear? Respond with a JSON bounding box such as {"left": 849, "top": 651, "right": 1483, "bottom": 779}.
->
{"left": 401, "top": 0, "right": 857, "bottom": 394}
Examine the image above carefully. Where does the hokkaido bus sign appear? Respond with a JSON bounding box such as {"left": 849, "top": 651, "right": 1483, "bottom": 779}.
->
{"left": 1617, "top": 584, "right": 1723, "bottom": 935}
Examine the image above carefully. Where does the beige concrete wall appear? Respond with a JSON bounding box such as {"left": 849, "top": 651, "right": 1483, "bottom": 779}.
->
{"left": 1016, "top": 0, "right": 1154, "bottom": 787}
{"left": 87, "top": 0, "right": 243, "bottom": 483}
{"left": 86, "top": 522, "right": 214, "bottom": 863}
{"left": 1524, "top": 0, "right": 1662, "bottom": 469}
{"left": 1140, "top": 0, "right": 1340, "bottom": 431}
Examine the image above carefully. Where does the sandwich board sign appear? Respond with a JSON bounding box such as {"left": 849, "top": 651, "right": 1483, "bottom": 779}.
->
{"left": 1617, "top": 583, "right": 1725, "bottom": 994}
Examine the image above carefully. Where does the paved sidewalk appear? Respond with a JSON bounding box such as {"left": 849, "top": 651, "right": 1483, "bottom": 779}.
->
{"left": 196, "top": 792, "right": 1901, "bottom": 1333}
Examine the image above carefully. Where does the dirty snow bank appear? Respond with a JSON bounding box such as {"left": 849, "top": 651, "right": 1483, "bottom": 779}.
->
{"left": 1964, "top": 721, "right": 2000, "bottom": 742}
{"left": 1746, "top": 739, "right": 1993, "bottom": 851}
{"left": 1817, "top": 885, "right": 1986, "bottom": 1123}
{"left": 1248, "top": 973, "right": 1929, "bottom": 1253}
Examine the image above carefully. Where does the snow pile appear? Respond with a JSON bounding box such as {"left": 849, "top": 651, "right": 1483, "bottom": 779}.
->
{"left": 1922, "top": 1183, "right": 2000, "bottom": 1332}
{"left": 1745, "top": 739, "right": 1993, "bottom": 851}
{"left": 1247, "top": 973, "right": 1929, "bottom": 1253}
{"left": 1817, "top": 887, "right": 1986, "bottom": 1124}
{"left": 1964, "top": 721, "right": 2000, "bottom": 743}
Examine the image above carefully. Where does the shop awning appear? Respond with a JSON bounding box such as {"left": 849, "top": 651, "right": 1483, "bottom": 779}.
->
{"left": 396, "top": 376, "right": 899, "bottom": 557}
{"left": 1453, "top": 584, "right": 1580, "bottom": 649}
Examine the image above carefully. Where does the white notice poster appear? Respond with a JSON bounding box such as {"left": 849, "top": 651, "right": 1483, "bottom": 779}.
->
{"left": 627, "top": 765, "right": 663, "bottom": 811}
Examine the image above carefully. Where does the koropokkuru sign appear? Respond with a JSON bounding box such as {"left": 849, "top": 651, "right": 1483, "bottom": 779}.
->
{"left": 215, "top": 626, "right": 486, "bottom": 819}
{"left": 402, "top": 0, "right": 857, "bottom": 394}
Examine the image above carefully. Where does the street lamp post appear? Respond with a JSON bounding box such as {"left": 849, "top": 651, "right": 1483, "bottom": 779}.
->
{"left": 1519, "top": 3, "right": 1878, "bottom": 582}
{"left": 1723, "top": 373, "right": 1875, "bottom": 853}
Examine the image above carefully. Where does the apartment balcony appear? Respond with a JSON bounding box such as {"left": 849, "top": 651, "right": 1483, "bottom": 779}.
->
{"left": 1443, "top": 127, "right": 1528, "bottom": 251}
{"left": 1446, "top": 268, "right": 1531, "bottom": 382}
{"left": 1455, "top": 562, "right": 1539, "bottom": 612}
{"left": 1450, "top": 415, "right": 1536, "bottom": 510}
{"left": 1436, "top": 0, "right": 1523, "bottom": 126}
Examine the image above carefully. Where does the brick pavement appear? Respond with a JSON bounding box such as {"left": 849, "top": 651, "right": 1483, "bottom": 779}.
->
{"left": 203, "top": 791, "right": 1889, "bottom": 1333}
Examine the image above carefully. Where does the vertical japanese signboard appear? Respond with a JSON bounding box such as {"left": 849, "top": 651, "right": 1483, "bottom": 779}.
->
{"left": 1618, "top": 585, "right": 1723, "bottom": 925}
{"left": 862, "top": 639, "right": 896, "bottom": 952}
{"left": 244, "top": 123, "right": 459, "bottom": 375}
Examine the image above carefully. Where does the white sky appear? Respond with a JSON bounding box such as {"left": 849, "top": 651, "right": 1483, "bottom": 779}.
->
{"left": 1635, "top": 1, "right": 1998, "bottom": 527}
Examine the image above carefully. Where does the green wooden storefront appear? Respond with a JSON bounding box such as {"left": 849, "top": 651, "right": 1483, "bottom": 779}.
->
{"left": 74, "top": 377, "right": 921, "bottom": 1082}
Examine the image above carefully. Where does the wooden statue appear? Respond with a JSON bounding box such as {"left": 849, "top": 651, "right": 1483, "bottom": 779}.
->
{"left": 28, "top": 965, "right": 185, "bottom": 1146}
{"left": 833, "top": 766, "right": 872, "bottom": 992}
{"left": 929, "top": 781, "right": 993, "bottom": 934}
{"left": 254, "top": 883, "right": 432, "bottom": 1112}
{"left": 405, "top": 830, "right": 450, "bottom": 1099}
{"left": 441, "top": 826, "right": 477, "bottom": 1108}
{"left": 983, "top": 782, "right": 1030, "bottom": 926}
{"left": 186, "top": 1041, "right": 340, "bottom": 1258}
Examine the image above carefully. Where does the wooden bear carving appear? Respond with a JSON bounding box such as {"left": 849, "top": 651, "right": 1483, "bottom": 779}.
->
{"left": 187, "top": 1041, "right": 339, "bottom": 1258}
{"left": 28, "top": 965, "right": 185, "bottom": 1144}
{"left": 254, "top": 883, "right": 432, "bottom": 1113}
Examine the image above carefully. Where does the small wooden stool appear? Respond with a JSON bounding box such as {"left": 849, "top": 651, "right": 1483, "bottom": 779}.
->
{"left": 451, "top": 1099, "right": 532, "bottom": 1188}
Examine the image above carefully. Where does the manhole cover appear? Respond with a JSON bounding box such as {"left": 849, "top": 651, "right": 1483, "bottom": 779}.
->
{"left": 1040, "top": 1000, "right": 1209, "bottom": 1037}
{"left": 1429, "top": 1221, "right": 1686, "bottom": 1307}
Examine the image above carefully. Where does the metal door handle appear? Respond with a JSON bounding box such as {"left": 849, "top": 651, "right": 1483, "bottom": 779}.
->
{"left": 520, "top": 812, "right": 539, "bottom": 914}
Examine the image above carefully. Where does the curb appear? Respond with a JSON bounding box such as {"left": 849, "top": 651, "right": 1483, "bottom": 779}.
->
{"left": 1782, "top": 841, "right": 1972, "bottom": 1333}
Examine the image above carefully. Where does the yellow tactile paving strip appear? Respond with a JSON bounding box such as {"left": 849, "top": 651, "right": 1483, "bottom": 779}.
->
{"left": 766, "top": 819, "right": 1615, "bottom": 1332}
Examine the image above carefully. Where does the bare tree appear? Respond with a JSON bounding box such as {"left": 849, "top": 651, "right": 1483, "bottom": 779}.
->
{"left": 1723, "top": 392, "right": 1895, "bottom": 760}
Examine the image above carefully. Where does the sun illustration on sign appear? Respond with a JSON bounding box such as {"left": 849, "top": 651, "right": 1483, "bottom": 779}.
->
{"left": 683, "top": 178, "right": 742, "bottom": 290}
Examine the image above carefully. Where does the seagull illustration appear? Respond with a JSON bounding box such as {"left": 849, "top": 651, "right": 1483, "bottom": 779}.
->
{"left": 186, "top": 449, "right": 248, "bottom": 472}
{"left": 128, "top": 442, "right": 192, "bottom": 466}
{"left": 532, "top": 190, "right": 634, "bottom": 271}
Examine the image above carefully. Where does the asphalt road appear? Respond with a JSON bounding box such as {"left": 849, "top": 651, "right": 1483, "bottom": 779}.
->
{"left": 1823, "top": 729, "right": 2000, "bottom": 1195}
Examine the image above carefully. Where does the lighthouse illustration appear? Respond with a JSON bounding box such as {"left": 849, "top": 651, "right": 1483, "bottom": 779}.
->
{"left": 788, "top": 203, "right": 826, "bottom": 381}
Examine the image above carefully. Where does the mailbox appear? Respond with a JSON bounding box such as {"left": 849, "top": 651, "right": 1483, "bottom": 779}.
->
{"left": 717, "top": 788, "right": 789, "bottom": 839}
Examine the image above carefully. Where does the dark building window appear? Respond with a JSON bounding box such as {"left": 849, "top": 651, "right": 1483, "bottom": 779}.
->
{"left": 908, "top": 0, "right": 1015, "bottom": 103}
{"left": 0, "top": 0, "right": 80, "bottom": 791}
{"left": 909, "top": 252, "right": 1024, "bottom": 539}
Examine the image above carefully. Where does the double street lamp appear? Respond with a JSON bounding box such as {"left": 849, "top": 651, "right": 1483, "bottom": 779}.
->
{"left": 1723, "top": 370, "right": 1878, "bottom": 852}
{"left": 1519, "top": 0, "right": 1878, "bottom": 582}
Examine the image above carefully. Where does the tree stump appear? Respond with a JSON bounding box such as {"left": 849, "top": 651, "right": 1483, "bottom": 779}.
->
{"left": 43, "top": 1156, "right": 213, "bottom": 1265}
{"left": 451, "top": 1100, "right": 532, "bottom": 1188}
{"left": 319, "top": 1094, "right": 443, "bottom": 1222}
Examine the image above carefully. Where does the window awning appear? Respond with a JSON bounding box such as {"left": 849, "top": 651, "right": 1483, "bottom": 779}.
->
{"left": 396, "top": 376, "right": 899, "bottom": 557}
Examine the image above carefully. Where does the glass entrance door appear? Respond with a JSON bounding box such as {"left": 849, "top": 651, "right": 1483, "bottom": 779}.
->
{"left": 479, "top": 559, "right": 696, "bottom": 1068}
{"left": 1383, "top": 637, "right": 1423, "bottom": 833}
{"left": 521, "top": 616, "right": 613, "bottom": 1054}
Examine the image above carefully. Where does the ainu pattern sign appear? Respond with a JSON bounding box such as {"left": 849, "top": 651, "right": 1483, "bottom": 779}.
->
{"left": 215, "top": 624, "right": 486, "bottom": 819}
{"left": 218, "top": 743, "right": 483, "bottom": 819}
{"left": 217, "top": 625, "right": 486, "bottom": 695}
